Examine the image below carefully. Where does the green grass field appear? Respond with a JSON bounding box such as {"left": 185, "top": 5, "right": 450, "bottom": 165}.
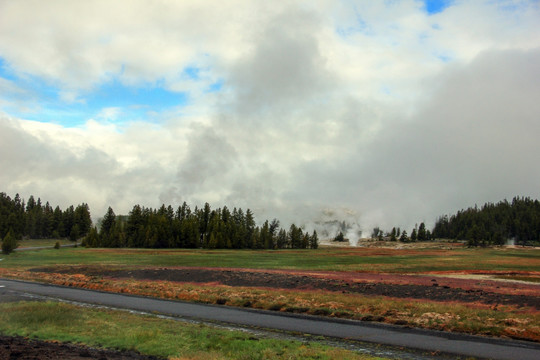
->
{"left": 0, "top": 301, "right": 385, "bottom": 360}
{"left": 2, "top": 246, "right": 539, "bottom": 273}
{"left": 2, "top": 244, "right": 540, "bottom": 352}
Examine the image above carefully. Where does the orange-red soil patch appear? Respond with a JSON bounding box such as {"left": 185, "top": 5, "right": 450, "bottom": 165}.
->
{"left": 3, "top": 267, "right": 539, "bottom": 341}
{"left": 29, "top": 266, "right": 540, "bottom": 309}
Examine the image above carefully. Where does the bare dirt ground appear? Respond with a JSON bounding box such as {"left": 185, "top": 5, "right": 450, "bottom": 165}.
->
{"left": 0, "top": 335, "right": 163, "bottom": 360}
{"left": 31, "top": 266, "right": 540, "bottom": 309}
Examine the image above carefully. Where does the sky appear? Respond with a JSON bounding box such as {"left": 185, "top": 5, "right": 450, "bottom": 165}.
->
{"left": 1, "top": 0, "right": 540, "bottom": 241}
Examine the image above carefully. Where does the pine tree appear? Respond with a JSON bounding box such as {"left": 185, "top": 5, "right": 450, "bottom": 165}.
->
{"left": 301, "top": 232, "right": 310, "bottom": 249}
{"left": 390, "top": 227, "right": 397, "bottom": 242}
{"left": 244, "top": 209, "right": 255, "bottom": 248}
{"left": 69, "top": 224, "right": 80, "bottom": 242}
{"left": 309, "top": 230, "right": 319, "bottom": 249}
{"left": 100, "top": 207, "right": 117, "bottom": 247}
{"left": 74, "top": 203, "right": 92, "bottom": 236}
{"left": 399, "top": 230, "right": 408, "bottom": 242}
{"left": 1, "top": 229, "right": 18, "bottom": 254}
{"left": 411, "top": 227, "right": 417, "bottom": 242}
{"left": 83, "top": 227, "right": 99, "bottom": 247}
{"left": 277, "top": 228, "right": 288, "bottom": 249}
{"left": 288, "top": 224, "right": 302, "bottom": 248}
{"left": 417, "top": 222, "right": 427, "bottom": 241}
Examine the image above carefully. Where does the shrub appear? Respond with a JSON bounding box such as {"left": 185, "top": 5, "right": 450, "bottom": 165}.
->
{"left": 1, "top": 229, "right": 18, "bottom": 255}
{"left": 54, "top": 241, "right": 61, "bottom": 249}
{"left": 334, "top": 232, "right": 345, "bottom": 242}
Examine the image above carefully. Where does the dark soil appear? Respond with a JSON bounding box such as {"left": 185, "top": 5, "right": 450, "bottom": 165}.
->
{"left": 0, "top": 335, "right": 163, "bottom": 360}
{"left": 33, "top": 266, "right": 540, "bottom": 309}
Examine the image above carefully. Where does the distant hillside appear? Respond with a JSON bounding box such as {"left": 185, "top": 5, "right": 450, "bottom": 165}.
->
{"left": 432, "top": 197, "right": 540, "bottom": 246}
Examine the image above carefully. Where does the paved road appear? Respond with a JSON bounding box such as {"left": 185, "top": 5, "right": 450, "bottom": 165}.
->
{"left": 1, "top": 278, "right": 540, "bottom": 360}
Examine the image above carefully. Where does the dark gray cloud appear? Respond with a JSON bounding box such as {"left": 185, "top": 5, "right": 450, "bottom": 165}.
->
{"left": 160, "top": 124, "right": 238, "bottom": 205}
{"left": 292, "top": 48, "right": 540, "bottom": 232}
{"left": 228, "top": 8, "right": 333, "bottom": 120}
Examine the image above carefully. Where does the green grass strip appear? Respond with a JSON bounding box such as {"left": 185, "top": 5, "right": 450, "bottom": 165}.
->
{"left": 3, "top": 247, "right": 540, "bottom": 273}
{"left": 0, "top": 301, "right": 386, "bottom": 360}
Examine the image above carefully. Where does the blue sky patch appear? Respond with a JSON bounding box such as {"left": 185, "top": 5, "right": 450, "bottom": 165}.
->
{"left": 183, "top": 66, "right": 201, "bottom": 80}
{"left": 0, "top": 57, "right": 189, "bottom": 127}
{"left": 424, "top": 0, "right": 453, "bottom": 15}
{"left": 88, "top": 80, "right": 187, "bottom": 110}
{"left": 208, "top": 79, "right": 223, "bottom": 93}
{"left": 0, "top": 58, "right": 17, "bottom": 81}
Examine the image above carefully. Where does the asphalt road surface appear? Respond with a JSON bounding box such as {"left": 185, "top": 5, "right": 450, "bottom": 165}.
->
{"left": 1, "top": 278, "right": 539, "bottom": 360}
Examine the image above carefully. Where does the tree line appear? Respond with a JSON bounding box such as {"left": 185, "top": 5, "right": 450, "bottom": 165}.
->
{"left": 0, "top": 192, "right": 91, "bottom": 241}
{"left": 432, "top": 197, "right": 540, "bottom": 246}
{"left": 83, "top": 202, "right": 319, "bottom": 250}
{"left": 1, "top": 192, "right": 319, "bottom": 250}
{"left": 368, "top": 222, "right": 432, "bottom": 243}
{"left": 4, "top": 191, "right": 539, "bottom": 249}
{"left": 369, "top": 196, "right": 540, "bottom": 246}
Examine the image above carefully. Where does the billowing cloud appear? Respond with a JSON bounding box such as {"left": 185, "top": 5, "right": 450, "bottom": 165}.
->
{"left": 1, "top": 1, "right": 539, "bottom": 240}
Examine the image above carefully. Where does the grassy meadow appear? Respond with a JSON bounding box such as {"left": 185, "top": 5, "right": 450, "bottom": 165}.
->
{"left": 1, "top": 244, "right": 539, "bottom": 343}
{"left": 2, "top": 245, "right": 540, "bottom": 273}
{"left": 0, "top": 301, "right": 385, "bottom": 360}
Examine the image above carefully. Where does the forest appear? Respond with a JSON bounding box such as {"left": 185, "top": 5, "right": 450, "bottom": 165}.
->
{"left": 2, "top": 192, "right": 540, "bottom": 249}
{"left": 431, "top": 197, "right": 540, "bottom": 246}
{"left": 85, "top": 203, "right": 319, "bottom": 250}
{"left": 0, "top": 192, "right": 91, "bottom": 242}
{"left": 0, "top": 192, "right": 318, "bottom": 250}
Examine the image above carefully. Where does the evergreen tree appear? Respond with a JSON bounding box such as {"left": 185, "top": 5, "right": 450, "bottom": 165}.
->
{"left": 251, "top": 227, "right": 261, "bottom": 249}
{"left": 83, "top": 227, "right": 99, "bottom": 247}
{"left": 276, "top": 228, "right": 288, "bottom": 249}
{"left": 1, "top": 229, "right": 18, "bottom": 254}
{"left": 74, "top": 203, "right": 92, "bottom": 236}
{"left": 63, "top": 205, "right": 75, "bottom": 238}
{"left": 410, "top": 225, "right": 418, "bottom": 242}
{"left": 301, "top": 232, "right": 310, "bottom": 249}
{"left": 260, "top": 220, "right": 272, "bottom": 249}
{"left": 126, "top": 204, "right": 144, "bottom": 248}
{"left": 69, "top": 224, "right": 80, "bottom": 242}
{"left": 52, "top": 206, "right": 63, "bottom": 237}
{"left": 244, "top": 209, "right": 255, "bottom": 248}
{"left": 334, "top": 231, "right": 345, "bottom": 242}
{"left": 390, "top": 227, "right": 397, "bottom": 242}
{"left": 399, "top": 230, "right": 408, "bottom": 242}
{"left": 309, "top": 230, "right": 319, "bottom": 249}
{"left": 417, "top": 222, "right": 426, "bottom": 241}
{"left": 288, "top": 224, "right": 302, "bottom": 249}
{"left": 99, "top": 207, "right": 117, "bottom": 247}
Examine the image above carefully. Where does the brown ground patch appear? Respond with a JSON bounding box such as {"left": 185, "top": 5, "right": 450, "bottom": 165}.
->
{"left": 31, "top": 266, "right": 540, "bottom": 309}
{"left": 0, "top": 335, "right": 163, "bottom": 360}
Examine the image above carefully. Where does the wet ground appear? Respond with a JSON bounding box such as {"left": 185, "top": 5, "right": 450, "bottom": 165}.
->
{"left": 0, "top": 335, "right": 163, "bottom": 360}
